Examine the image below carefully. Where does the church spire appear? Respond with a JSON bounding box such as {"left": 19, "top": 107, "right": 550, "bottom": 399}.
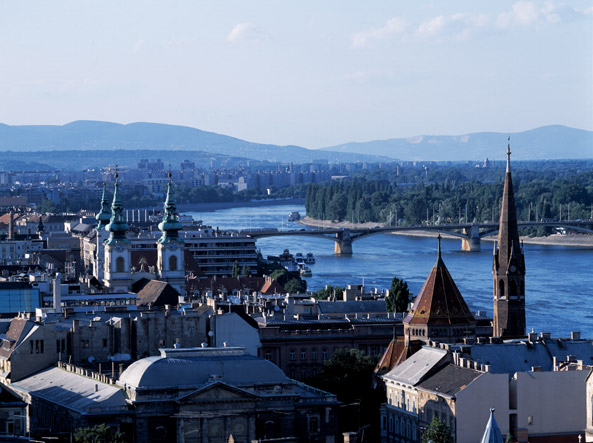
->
{"left": 493, "top": 139, "right": 526, "bottom": 338}
{"left": 158, "top": 172, "right": 183, "bottom": 244}
{"left": 105, "top": 171, "right": 129, "bottom": 244}
{"left": 96, "top": 182, "right": 111, "bottom": 230}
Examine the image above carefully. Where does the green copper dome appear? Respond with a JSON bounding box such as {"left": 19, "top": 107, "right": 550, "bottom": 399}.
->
{"left": 105, "top": 174, "right": 129, "bottom": 245}
{"left": 96, "top": 182, "right": 112, "bottom": 230}
{"left": 158, "top": 175, "right": 183, "bottom": 244}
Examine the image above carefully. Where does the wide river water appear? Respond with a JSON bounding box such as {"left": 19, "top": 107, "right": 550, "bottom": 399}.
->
{"left": 185, "top": 203, "right": 593, "bottom": 339}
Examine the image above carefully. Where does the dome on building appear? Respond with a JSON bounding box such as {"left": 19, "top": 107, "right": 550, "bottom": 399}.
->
{"left": 118, "top": 347, "right": 289, "bottom": 389}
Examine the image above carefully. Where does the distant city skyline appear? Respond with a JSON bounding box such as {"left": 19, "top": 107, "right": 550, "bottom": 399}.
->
{"left": 1, "top": 1, "right": 592, "bottom": 148}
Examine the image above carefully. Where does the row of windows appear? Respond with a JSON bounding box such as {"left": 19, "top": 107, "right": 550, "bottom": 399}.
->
{"left": 288, "top": 349, "right": 329, "bottom": 361}
{"left": 382, "top": 414, "right": 417, "bottom": 440}
{"left": 30, "top": 339, "right": 44, "bottom": 354}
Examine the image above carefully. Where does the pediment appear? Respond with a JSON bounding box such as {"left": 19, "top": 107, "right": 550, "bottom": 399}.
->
{"left": 177, "top": 381, "right": 258, "bottom": 404}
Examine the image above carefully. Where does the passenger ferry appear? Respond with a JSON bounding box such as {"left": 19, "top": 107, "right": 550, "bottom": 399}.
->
{"left": 305, "top": 252, "right": 315, "bottom": 264}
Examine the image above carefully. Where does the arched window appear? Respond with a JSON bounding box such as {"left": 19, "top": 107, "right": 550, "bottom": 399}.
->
{"left": 499, "top": 280, "right": 505, "bottom": 298}
{"left": 116, "top": 257, "right": 125, "bottom": 273}
{"left": 169, "top": 255, "right": 178, "bottom": 271}
{"left": 510, "top": 280, "right": 517, "bottom": 298}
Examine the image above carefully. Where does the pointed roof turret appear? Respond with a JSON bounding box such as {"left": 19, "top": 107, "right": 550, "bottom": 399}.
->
{"left": 37, "top": 215, "right": 44, "bottom": 233}
{"left": 404, "top": 237, "right": 475, "bottom": 326}
{"left": 158, "top": 172, "right": 183, "bottom": 244}
{"left": 105, "top": 171, "right": 129, "bottom": 245}
{"left": 480, "top": 408, "right": 504, "bottom": 443}
{"left": 496, "top": 138, "right": 522, "bottom": 272}
{"left": 96, "top": 182, "right": 111, "bottom": 230}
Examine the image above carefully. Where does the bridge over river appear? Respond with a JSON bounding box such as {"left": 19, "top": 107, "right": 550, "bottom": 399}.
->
{"left": 242, "top": 220, "right": 593, "bottom": 255}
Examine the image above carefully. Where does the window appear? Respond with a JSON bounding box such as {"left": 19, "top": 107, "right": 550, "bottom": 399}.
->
{"left": 301, "top": 350, "right": 307, "bottom": 361}
{"left": 116, "top": 257, "right": 125, "bottom": 273}
{"left": 322, "top": 349, "right": 328, "bottom": 360}
{"left": 264, "top": 350, "right": 272, "bottom": 361}
{"left": 169, "top": 255, "right": 178, "bottom": 271}
{"left": 308, "top": 415, "right": 319, "bottom": 433}
{"left": 290, "top": 350, "right": 296, "bottom": 361}
{"left": 301, "top": 368, "right": 306, "bottom": 379}
{"left": 103, "top": 339, "right": 107, "bottom": 348}
{"left": 81, "top": 340, "right": 90, "bottom": 349}
{"left": 499, "top": 280, "right": 505, "bottom": 298}
{"left": 311, "top": 349, "right": 317, "bottom": 360}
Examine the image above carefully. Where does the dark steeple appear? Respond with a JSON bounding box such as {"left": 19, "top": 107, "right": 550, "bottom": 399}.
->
{"left": 493, "top": 139, "right": 526, "bottom": 338}
{"left": 158, "top": 172, "right": 183, "bottom": 244}
{"left": 105, "top": 172, "right": 129, "bottom": 245}
{"left": 95, "top": 182, "right": 111, "bottom": 230}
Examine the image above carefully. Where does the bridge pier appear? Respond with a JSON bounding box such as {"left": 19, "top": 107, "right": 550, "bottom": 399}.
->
{"left": 334, "top": 238, "right": 353, "bottom": 255}
{"left": 334, "top": 230, "right": 353, "bottom": 255}
{"left": 461, "top": 224, "right": 481, "bottom": 252}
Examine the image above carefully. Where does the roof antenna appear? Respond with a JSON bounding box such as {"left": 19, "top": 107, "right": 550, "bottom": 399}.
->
{"left": 506, "top": 137, "right": 511, "bottom": 173}
{"left": 437, "top": 232, "right": 442, "bottom": 259}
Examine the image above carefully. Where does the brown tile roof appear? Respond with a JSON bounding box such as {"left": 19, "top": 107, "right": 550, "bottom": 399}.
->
{"left": 260, "top": 278, "right": 285, "bottom": 295}
{"left": 136, "top": 280, "right": 179, "bottom": 307}
{"left": 404, "top": 248, "right": 475, "bottom": 327}
{"left": 375, "top": 337, "right": 423, "bottom": 374}
{"left": 0, "top": 318, "right": 33, "bottom": 359}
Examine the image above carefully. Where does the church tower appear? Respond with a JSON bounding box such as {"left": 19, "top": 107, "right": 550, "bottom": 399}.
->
{"left": 404, "top": 235, "right": 476, "bottom": 344}
{"left": 157, "top": 173, "right": 185, "bottom": 296}
{"left": 103, "top": 173, "right": 132, "bottom": 293}
{"left": 493, "top": 139, "right": 526, "bottom": 338}
{"left": 94, "top": 183, "right": 111, "bottom": 282}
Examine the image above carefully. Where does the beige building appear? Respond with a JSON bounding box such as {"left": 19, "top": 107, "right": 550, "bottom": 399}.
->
{"left": 380, "top": 343, "right": 590, "bottom": 443}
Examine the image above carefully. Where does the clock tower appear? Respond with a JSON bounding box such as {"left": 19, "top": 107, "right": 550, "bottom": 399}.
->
{"left": 493, "top": 140, "right": 526, "bottom": 338}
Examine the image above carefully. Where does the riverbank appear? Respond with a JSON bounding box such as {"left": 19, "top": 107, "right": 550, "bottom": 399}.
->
{"left": 179, "top": 198, "right": 304, "bottom": 213}
{"left": 298, "top": 216, "right": 593, "bottom": 248}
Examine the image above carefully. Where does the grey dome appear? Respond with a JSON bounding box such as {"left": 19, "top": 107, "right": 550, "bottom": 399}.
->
{"left": 119, "top": 348, "right": 289, "bottom": 389}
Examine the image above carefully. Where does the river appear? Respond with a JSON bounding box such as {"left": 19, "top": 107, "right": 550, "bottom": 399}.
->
{"left": 185, "top": 203, "right": 593, "bottom": 339}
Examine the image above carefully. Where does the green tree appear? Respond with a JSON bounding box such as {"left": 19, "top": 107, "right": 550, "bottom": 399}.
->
{"left": 232, "top": 260, "right": 240, "bottom": 278}
{"left": 74, "top": 423, "right": 125, "bottom": 443}
{"left": 307, "top": 348, "right": 382, "bottom": 441}
{"left": 39, "top": 199, "right": 56, "bottom": 214}
{"left": 386, "top": 276, "right": 410, "bottom": 313}
{"left": 241, "top": 264, "right": 251, "bottom": 277}
{"left": 284, "top": 278, "right": 307, "bottom": 293}
{"left": 313, "top": 285, "right": 345, "bottom": 300}
{"left": 422, "top": 417, "right": 453, "bottom": 443}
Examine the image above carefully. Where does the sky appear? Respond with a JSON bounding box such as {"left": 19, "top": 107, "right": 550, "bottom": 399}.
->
{"left": 1, "top": 1, "right": 592, "bottom": 148}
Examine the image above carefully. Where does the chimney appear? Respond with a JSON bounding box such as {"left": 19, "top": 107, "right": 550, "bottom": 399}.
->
{"left": 8, "top": 210, "right": 14, "bottom": 240}
{"left": 53, "top": 273, "right": 62, "bottom": 314}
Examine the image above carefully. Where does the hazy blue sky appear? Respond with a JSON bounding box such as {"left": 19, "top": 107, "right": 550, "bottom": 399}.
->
{"left": 1, "top": 1, "right": 591, "bottom": 148}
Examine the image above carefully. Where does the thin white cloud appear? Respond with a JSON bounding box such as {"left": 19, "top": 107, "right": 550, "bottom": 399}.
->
{"left": 227, "top": 23, "right": 264, "bottom": 43}
{"left": 352, "top": 2, "right": 588, "bottom": 48}
{"left": 132, "top": 39, "right": 144, "bottom": 53}
{"left": 495, "top": 1, "right": 586, "bottom": 29}
{"left": 352, "top": 17, "right": 407, "bottom": 49}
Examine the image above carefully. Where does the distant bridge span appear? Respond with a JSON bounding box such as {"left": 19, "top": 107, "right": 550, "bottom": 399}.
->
{"left": 243, "top": 220, "right": 593, "bottom": 255}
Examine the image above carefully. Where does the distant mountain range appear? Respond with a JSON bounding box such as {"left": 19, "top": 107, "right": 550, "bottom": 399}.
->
{"left": 323, "top": 125, "right": 593, "bottom": 161}
{"left": 0, "top": 121, "right": 590, "bottom": 164}
{"left": 0, "top": 121, "right": 389, "bottom": 164}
